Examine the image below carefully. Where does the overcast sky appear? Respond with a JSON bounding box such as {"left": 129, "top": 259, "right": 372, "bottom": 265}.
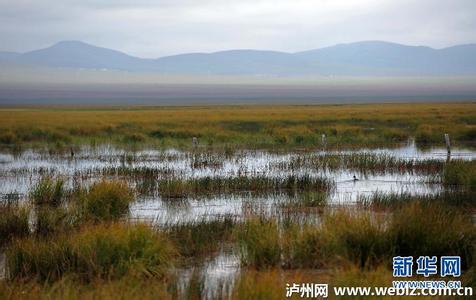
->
{"left": 1, "top": 0, "right": 475, "bottom": 58}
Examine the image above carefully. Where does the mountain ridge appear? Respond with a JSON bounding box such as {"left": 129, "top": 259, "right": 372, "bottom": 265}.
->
{"left": 2, "top": 40, "right": 476, "bottom": 75}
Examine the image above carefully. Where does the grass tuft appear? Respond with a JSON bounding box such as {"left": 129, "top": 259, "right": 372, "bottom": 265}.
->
{"left": 29, "top": 177, "right": 64, "bottom": 206}
{"left": 165, "top": 216, "right": 236, "bottom": 258}
{"left": 389, "top": 202, "right": 474, "bottom": 268}
{"left": 158, "top": 175, "right": 333, "bottom": 198}
{"left": 235, "top": 218, "right": 281, "bottom": 269}
{"left": 443, "top": 160, "right": 476, "bottom": 191}
{"left": 80, "top": 180, "right": 134, "bottom": 222}
{"left": 7, "top": 223, "right": 176, "bottom": 282}
{"left": 0, "top": 203, "right": 30, "bottom": 246}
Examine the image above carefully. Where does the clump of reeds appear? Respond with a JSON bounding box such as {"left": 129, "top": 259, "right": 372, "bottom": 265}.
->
{"left": 235, "top": 212, "right": 388, "bottom": 269}
{"left": 80, "top": 180, "right": 134, "bottom": 222}
{"left": 357, "top": 191, "right": 414, "bottom": 209}
{"left": 280, "top": 210, "right": 389, "bottom": 269}
{"left": 282, "top": 223, "right": 325, "bottom": 269}
{"left": 7, "top": 222, "right": 176, "bottom": 282}
{"left": 236, "top": 202, "right": 475, "bottom": 270}
{"left": 388, "top": 202, "right": 474, "bottom": 268}
{"left": 319, "top": 210, "right": 389, "bottom": 269}
{"left": 358, "top": 190, "right": 476, "bottom": 209}
{"left": 158, "top": 175, "right": 333, "bottom": 198}
{"left": 100, "top": 166, "right": 175, "bottom": 179}
{"left": 34, "top": 206, "right": 80, "bottom": 236}
{"left": 235, "top": 217, "right": 281, "bottom": 269}
{"left": 189, "top": 152, "right": 224, "bottom": 169}
{"left": 281, "top": 191, "right": 327, "bottom": 209}
{"left": 29, "top": 177, "right": 64, "bottom": 206}
{"left": 275, "top": 153, "right": 444, "bottom": 175}
{"left": 443, "top": 160, "right": 476, "bottom": 191}
{"left": 0, "top": 202, "right": 30, "bottom": 246}
{"left": 158, "top": 178, "right": 189, "bottom": 199}
{"left": 164, "top": 216, "right": 236, "bottom": 257}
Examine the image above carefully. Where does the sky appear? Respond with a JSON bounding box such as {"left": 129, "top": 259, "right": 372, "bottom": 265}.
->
{"left": 0, "top": 0, "right": 475, "bottom": 58}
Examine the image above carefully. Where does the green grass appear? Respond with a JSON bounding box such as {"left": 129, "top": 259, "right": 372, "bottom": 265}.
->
{"left": 274, "top": 152, "right": 444, "bottom": 175}
{"left": 319, "top": 210, "right": 389, "bottom": 269}
{"left": 281, "top": 191, "right": 328, "bottom": 208}
{"left": 164, "top": 216, "right": 236, "bottom": 258}
{"left": 33, "top": 206, "right": 80, "bottom": 237}
{"left": 79, "top": 180, "right": 135, "bottom": 222}
{"left": 158, "top": 175, "right": 333, "bottom": 198}
{"left": 357, "top": 190, "right": 476, "bottom": 209}
{"left": 29, "top": 177, "right": 64, "bottom": 206}
{"left": 282, "top": 210, "right": 390, "bottom": 269}
{"left": 7, "top": 222, "right": 176, "bottom": 282}
{"left": 235, "top": 217, "right": 281, "bottom": 269}
{"left": 443, "top": 160, "right": 476, "bottom": 191}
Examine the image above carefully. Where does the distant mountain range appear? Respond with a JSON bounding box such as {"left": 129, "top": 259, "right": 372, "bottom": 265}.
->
{"left": 1, "top": 40, "right": 476, "bottom": 76}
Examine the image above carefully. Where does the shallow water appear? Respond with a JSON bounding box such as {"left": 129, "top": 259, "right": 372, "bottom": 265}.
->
{"left": 175, "top": 251, "right": 239, "bottom": 299}
{"left": 1, "top": 142, "right": 474, "bottom": 214}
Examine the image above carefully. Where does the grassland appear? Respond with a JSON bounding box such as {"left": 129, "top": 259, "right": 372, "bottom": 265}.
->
{"left": 0, "top": 103, "right": 475, "bottom": 149}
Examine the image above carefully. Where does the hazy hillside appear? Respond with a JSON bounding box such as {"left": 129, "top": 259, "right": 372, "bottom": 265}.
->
{"left": 1, "top": 40, "right": 476, "bottom": 76}
{"left": 155, "top": 50, "right": 312, "bottom": 75}
{"left": 16, "top": 41, "right": 154, "bottom": 71}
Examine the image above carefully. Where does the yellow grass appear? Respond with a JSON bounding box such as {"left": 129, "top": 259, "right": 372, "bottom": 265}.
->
{"left": 0, "top": 103, "right": 475, "bottom": 148}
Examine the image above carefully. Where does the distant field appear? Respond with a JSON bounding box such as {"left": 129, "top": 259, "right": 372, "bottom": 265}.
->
{"left": 0, "top": 102, "right": 475, "bottom": 149}
{"left": 1, "top": 76, "right": 476, "bottom": 105}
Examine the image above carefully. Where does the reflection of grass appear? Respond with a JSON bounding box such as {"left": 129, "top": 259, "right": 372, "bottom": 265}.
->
{"left": 1, "top": 103, "right": 474, "bottom": 148}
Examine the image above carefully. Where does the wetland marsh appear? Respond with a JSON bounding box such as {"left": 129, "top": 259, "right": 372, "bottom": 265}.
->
{"left": 0, "top": 103, "right": 475, "bottom": 299}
